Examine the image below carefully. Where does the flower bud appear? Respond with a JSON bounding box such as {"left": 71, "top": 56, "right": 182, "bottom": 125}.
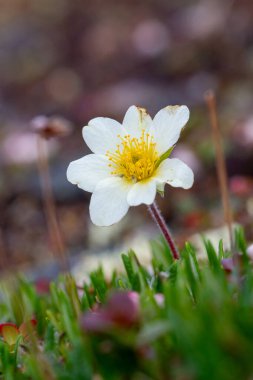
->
{"left": 31, "top": 115, "right": 72, "bottom": 139}
{"left": 81, "top": 291, "right": 140, "bottom": 334}
{"left": 107, "top": 291, "right": 140, "bottom": 327}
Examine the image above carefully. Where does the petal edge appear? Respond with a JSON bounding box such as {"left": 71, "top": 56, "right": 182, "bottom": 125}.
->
{"left": 83, "top": 117, "right": 124, "bottom": 154}
{"left": 156, "top": 158, "right": 194, "bottom": 189}
{"left": 90, "top": 177, "right": 131, "bottom": 226}
{"left": 67, "top": 154, "right": 111, "bottom": 192}
{"left": 151, "top": 105, "right": 190, "bottom": 155}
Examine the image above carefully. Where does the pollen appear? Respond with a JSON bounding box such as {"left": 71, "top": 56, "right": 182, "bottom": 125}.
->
{"left": 106, "top": 130, "right": 159, "bottom": 182}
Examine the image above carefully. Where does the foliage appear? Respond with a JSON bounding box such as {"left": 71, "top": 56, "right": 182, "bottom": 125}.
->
{"left": 0, "top": 227, "right": 253, "bottom": 380}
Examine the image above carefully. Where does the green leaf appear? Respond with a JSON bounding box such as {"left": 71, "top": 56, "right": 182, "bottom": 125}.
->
{"left": 121, "top": 253, "right": 135, "bottom": 286}
{"left": 155, "top": 146, "right": 174, "bottom": 168}
{"left": 218, "top": 239, "right": 225, "bottom": 260}
{"left": 132, "top": 273, "right": 141, "bottom": 292}
{"left": 90, "top": 267, "right": 107, "bottom": 303}
{"left": 184, "top": 242, "right": 201, "bottom": 280}
{"left": 182, "top": 248, "right": 198, "bottom": 301}
{"left": 203, "top": 239, "right": 220, "bottom": 272}
{"left": 235, "top": 226, "right": 247, "bottom": 257}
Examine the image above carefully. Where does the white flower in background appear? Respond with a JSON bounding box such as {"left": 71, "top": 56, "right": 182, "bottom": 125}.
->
{"left": 67, "top": 105, "right": 194, "bottom": 226}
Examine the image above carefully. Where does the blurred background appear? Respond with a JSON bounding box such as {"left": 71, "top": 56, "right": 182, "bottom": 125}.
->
{"left": 0, "top": 0, "right": 253, "bottom": 276}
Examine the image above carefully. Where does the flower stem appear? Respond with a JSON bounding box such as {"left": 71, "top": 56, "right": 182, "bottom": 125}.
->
{"left": 36, "top": 136, "right": 69, "bottom": 272}
{"left": 148, "top": 201, "right": 180, "bottom": 260}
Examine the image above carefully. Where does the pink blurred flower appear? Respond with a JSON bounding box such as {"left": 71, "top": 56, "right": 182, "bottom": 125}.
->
{"left": 107, "top": 291, "right": 140, "bottom": 327}
{"left": 81, "top": 291, "right": 140, "bottom": 333}
{"left": 1, "top": 131, "right": 57, "bottom": 165}
{"left": 221, "top": 258, "right": 234, "bottom": 273}
{"left": 154, "top": 293, "right": 164, "bottom": 306}
{"left": 229, "top": 176, "right": 253, "bottom": 196}
{"left": 247, "top": 244, "right": 253, "bottom": 260}
{"left": 132, "top": 19, "right": 170, "bottom": 57}
{"left": 35, "top": 278, "right": 51, "bottom": 295}
{"left": 178, "top": 1, "right": 228, "bottom": 40}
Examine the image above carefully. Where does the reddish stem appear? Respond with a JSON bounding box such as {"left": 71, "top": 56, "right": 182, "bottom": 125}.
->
{"left": 148, "top": 201, "right": 180, "bottom": 260}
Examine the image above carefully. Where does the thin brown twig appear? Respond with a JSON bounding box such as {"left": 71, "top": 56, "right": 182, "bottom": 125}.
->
{"left": 36, "top": 136, "right": 69, "bottom": 272}
{"left": 204, "top": 90, "right": 234, "bottom": 250}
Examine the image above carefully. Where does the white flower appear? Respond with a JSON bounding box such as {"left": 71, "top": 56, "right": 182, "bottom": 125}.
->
{"left": 67, "top": 105, "right": 194, "bottom": 226}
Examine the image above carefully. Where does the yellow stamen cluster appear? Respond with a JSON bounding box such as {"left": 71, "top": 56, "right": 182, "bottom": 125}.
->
{"left": 106, "top": 130, "right": 159, "bottom": 182}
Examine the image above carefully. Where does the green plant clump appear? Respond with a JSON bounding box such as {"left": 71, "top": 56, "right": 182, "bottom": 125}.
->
{"left": 0, "top": 227, "right": 253, "bottom": 380}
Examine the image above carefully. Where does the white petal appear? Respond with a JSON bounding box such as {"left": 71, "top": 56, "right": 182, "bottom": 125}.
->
{"left": 150, "top": 105, "right": 190, "bottom": 155}
{"left": 122, "top": 106, "right": 153, "bottom": 138}
{"left": 90, "top": 177, "right": 131, "bottom": 226}
{"left": 127, "top": 179, "right": 157, "bottom": 206}
{"left": 156, "top": 158, "right": 194, "bottom": 189}
{"left": 67, "top": 154, "right": 111, "bottom": 192}
{"left": 82, "top": 117, "right": 125, "bottom": 154}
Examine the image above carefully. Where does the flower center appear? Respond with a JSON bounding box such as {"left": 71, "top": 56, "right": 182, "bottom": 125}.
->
{"left": 106, "top": 130, "right": 159, "bottom": 182}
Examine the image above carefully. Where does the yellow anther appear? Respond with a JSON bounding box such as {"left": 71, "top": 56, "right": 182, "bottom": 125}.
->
{"left": 106, "top": 129, "right": 158, "bottom": 182}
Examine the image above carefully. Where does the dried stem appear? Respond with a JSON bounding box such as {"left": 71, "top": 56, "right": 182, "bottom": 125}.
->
{"left": 205, "top": 90, "right": 233, "bottom": 249}
{"left": 148, "top": 201, "right": 180, "bottom": 260}
{"left": 36, "top": 136, "right": 68, "bottom": 271}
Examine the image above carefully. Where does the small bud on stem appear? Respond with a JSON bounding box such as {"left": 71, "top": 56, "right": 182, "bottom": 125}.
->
{"left": 31, "top": 116, "right": 72, "bottom": 139}
{"left": 32, "top": 116, "right": 70, "bottom": 271}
